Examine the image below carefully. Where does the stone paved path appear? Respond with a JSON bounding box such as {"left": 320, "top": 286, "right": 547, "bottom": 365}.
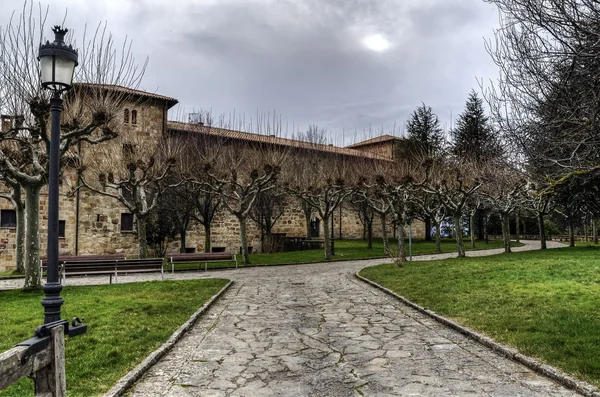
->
{"left": 127, "top": 241, "right": 578, "bottom": 397}
{"left": 0, "top": 241, "right": 579, "bottom": 396}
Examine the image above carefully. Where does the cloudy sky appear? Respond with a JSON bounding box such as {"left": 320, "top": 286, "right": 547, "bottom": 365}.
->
{"left": 2, "top": 0, "right": 501, "bottom": 145}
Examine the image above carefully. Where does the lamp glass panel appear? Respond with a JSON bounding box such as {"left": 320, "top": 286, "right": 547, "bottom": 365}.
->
{"left": 39, "top": 55, "right": 55, "bottom": 86}
{"left": 53, "top": 56, "right": 76, "bottom": 87}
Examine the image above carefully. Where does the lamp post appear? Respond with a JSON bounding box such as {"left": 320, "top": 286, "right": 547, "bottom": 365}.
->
{"left": 330, "top": 212, "right": 335, "bottom": 256}
{"left": 38, "top": 26, "right": 78, "bottom": 324}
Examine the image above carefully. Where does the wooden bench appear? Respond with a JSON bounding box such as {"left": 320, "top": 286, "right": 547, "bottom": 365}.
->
{"left": 60, "top": 258, "right": 164, "bottom": 284}
{"left": 168, "top": 252, "right": 237, "bottom": 273}
{"left": 40, "top": 254, "right": 125, "bottom": 276}
{"left": 301, "top": 239, "right": 325, "bottom": 250}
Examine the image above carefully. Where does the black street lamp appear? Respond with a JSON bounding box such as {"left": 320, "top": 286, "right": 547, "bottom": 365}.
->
{"left": 38, "top": 26, "right": 78, "bottom": 324}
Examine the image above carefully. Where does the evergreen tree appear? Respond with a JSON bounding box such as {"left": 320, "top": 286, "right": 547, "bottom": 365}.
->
{"left": 451, "top": 90, "right": 502, "bottom": 162}
{"left": 405, "top": 103, "right": 445, "bottom": 157}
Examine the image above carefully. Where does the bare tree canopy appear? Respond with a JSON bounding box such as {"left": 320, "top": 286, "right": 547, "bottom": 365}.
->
{"left": 0, "top": 2, "right": 147, "bottom": 288}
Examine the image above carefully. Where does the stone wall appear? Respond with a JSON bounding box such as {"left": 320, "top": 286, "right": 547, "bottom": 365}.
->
{"left": 0, "top": 95, "right": 428, "bottom": 271}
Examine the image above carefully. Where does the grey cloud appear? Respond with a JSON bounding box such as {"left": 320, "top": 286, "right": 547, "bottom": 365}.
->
{"left": 2, "top": 0, "right": 500, "bottom": 143}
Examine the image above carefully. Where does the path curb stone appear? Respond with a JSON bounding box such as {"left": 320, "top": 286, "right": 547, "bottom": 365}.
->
{"left": 355, "top": 272, "right": 600, "bottom": 397}
{"left": 103, "top": 280, "right": 234, "bottom": 397}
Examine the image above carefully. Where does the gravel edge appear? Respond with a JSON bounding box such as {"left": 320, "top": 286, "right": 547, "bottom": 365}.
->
{"left": 103, "top": 280, "right": 234, "bottom": 397}
{"left": 355, "top": 272, "right": 600, "bottom": 397}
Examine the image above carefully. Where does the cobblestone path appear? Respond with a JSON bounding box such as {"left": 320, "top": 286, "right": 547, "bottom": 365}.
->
{"left": 122, "top": 241, "right": 578, "bottom": 396}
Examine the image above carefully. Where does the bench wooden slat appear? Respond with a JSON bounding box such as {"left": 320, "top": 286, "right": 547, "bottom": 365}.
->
{"left": 168, "top": 252, "right": 236, "bottom": 273}
{"left": 59, "top": 258, "right": 163, "bottom": 284}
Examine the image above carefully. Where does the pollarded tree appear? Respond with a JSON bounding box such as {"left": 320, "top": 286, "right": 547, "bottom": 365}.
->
{"left": 77, "top": 130, "right": 180, "bottom": 258}
{"left": 422, "top": 157, "right": 484, "bottom": 257}
{"left": 411, "top": 186, "right": 446, "bottom": 254}
{"left": 358, "top": 160, "right": 396, "bottom": 256}
{"left": 452, "top": 90, "right": 502, "bottom": 163}
{"left": 0, "top": 5, "right": 146, "bottom": 289}
{"left": 193, "top": 138, "right": 283, "bottom": 264}
{"left": 375, "top": 158, "right": 423, "bottom": 266}
{"left": 285, "top": 152, "right": 360, "bottom": 260}
{"left": 480, "top": 162, "right": 528, "bottom": 252}
{"left": 249, "top": 187, "right": 286, "bottom": 253}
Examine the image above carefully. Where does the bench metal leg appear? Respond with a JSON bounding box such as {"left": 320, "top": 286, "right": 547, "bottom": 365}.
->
{"left": 161, "top": 267, "right": 164, "bottom": 281}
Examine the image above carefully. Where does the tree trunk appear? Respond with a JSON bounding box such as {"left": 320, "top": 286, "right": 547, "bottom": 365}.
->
{"left": 484, "top": 212, "right": 489, "bottom": 244}
{"left": 501, "top": 213, "right": 511, "bottom": 253}
{"left": 477, "top": 211, "right": 485, "bottom": 240}
{"left": 23, "top": 185, "right": 41, "bottom": 290}
{"left": 179, "top": 226, "right": 187, "bottom": 253}
{"left": 584, "top": 216, "right": 588, "bottom": 242}
{"left": 238, "top": 216, "right": 251, "bottom": 264}
{"left": 538, "top": 212, "right": 547, "bottom": 249}
{"left": 381, "top": 213, "right": 390, "bottom": 256}
{"left": 137, "top": 215, "right": 148, "bottom": 258}
{"left": 303, "top": 206, "right": 312, "bottom": 240}
{"left": 366, "top": 219, "right": 373, "bottom": 249}
{"left": 323, "top": 214, "right": 331, "bottom": 260}
{"left": 470, "top": 212, "right": 476, "bottom": 248}
{"left": 395, "top": 218, "right": 406, "bottom": 267}
{"left": 203, "top": 224, "right": 212, "bottom": 253}
{"left": 14, "top": 187, "right": 25, "bottom": 273}
{"left": 454, "top": 213, "right": 465, "bottom": 258}
{"left": 434, "top": 221, "right": 442, "bottom": 253}
{"left": 569, "top": 219, "right": 575, "bottom": 247}
{"left": 594, "top": 218, "right": 598, "bottom": 244}
{"left": 425, "top": 216, "right": 432, "bottom": 241}
{"left": 515, "top": 212, "right": 520, "bottom": 243}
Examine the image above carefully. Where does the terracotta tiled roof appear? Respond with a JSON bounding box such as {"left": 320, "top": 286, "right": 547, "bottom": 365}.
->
{"left": 73, "top": 83, "right": 179, "bottom": 109}
{"left": 346, "top": 134, "right": 405, "bottom": 148}
{"left": 167, "top": 121, "right": 391, "bottom": 161}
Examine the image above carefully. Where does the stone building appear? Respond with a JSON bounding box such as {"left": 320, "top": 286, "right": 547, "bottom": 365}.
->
{"left": 0, "top": 85, "right": 424, "bottom": 271}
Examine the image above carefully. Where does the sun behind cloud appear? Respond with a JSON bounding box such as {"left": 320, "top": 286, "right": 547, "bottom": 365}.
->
{"left": 362, "top": 34, "right": 390, "bottom": 52}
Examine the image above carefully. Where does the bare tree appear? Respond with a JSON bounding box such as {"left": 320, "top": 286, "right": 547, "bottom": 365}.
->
{"left": 249, "top": 187, "right": 286, "bottom": 253}
{"left": 292, "top": 124, "right": 328, "bottom": 146}
{"left": 77, "top": 131, "right": 179, "bottom": 258}
{"left": 412, "top": 187, "right": 445, "bottom": 254}
{"left": 480, "top": 163, "right": 527, "bottom": 253}
{"left": 0, "top": 4, "right": 146, "bottom": 288}
{"left": 358, "top": 162, "right": 394, "bottom": 256}
{"left": 286, "top": 153, "right": 359, "bottom": 260}
{"left": 193, "top": 139, "right": 283, "bottom": 264}
{"left": 350, "top": 195, "right": 375, "bottom": 249}
{"left": 422, "top": 158, "right": 484, "bottom": 257}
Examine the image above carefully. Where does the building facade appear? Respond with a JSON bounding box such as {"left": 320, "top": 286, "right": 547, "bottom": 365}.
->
{"left": 0, "top": 86, "right": 423, "bottom": 271}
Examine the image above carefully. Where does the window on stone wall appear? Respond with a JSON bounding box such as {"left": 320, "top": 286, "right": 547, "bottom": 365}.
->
{"left": 131, "top": 110, "right": 137, "bottom": 125}
{"left": 121, "top": 213, "right": 134, "bottom": 232}
{"left": 124, "top": 108, "right": 129, "bottom": 124}
{"left": 58, "top": 220, "right": 65, "bottom": 238}
{"left": 0, "top": 210, "right": 16, "bottom": 228}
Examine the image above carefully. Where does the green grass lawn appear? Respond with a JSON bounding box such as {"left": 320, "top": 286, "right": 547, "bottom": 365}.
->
{"left": 0, "top": 269, "right": 24, "bottom": 277}
{"left": 359, "top": 246, "right": 600, "bottom": 387}
{"left": 0, "top": 278, "right": 229, "bottom": 397}
{"left": 183, "top": 238, "right": 518, "bottom": 269}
